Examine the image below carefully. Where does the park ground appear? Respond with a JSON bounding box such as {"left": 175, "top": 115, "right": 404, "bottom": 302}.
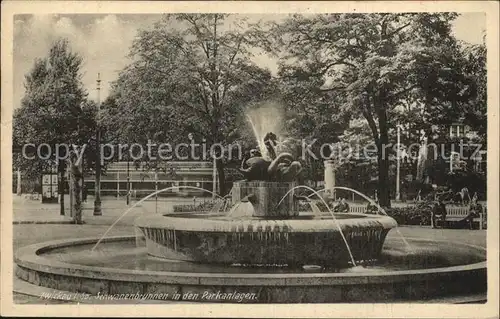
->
{"left": 11, "top": 195, "right": 487, "bottom": 304}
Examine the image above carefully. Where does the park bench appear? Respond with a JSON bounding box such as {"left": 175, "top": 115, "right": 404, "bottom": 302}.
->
{"left": 444, "top": 205, "right": 486, "bottom": 230}
{"left": 349, "top": 202, "right": 486, "bottom": 230}
{"left": 349, "top": 205, "right": 368, "bottom": 214}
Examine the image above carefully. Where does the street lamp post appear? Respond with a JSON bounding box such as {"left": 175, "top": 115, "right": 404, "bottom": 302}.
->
{"left": 16, "top": 153, "right": 22, "bottom": 196}
{"left": 126, "top": 155, "right": 130, "bottom": 206}
{"left": 93, "top": 73, "right": 102, "bottom": 215}
{"left": 212, "top": 156, "right": 217, "bottom": 199}
{"left": 396, "top": 123, "right": 401, "bottom": 201}
{"left": 155, "top": 170, "right": 158, "bottom": 214}
{"left": 17, "top": 167, "right": 22, "bottom": 195}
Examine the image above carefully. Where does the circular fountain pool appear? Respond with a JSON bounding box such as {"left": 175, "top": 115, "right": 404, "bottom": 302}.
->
{"left": 15, "top": 233, "right": 486, "bottom": 303}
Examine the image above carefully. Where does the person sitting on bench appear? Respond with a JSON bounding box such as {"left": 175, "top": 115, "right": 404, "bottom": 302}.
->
{"left": 464, "top": 193, "right": 482, "bottom": 230}
{"left": 366, "top": 200, "right": 379, "bottom": 214}
{"left": 431, "top": 197, "right": 447, "bottom": 229}
{"left": 333, "top": 198, "right": 349, "bottom": 213}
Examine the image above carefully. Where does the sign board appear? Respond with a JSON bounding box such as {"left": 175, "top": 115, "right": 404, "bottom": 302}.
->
{"left": 41, "top": 172, "right": 58, "bottom": 203}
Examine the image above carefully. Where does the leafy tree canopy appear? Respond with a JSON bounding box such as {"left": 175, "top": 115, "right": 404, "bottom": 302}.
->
{"left": 257, "top": 13, "right": 482, "bottom": 206}
{"left": 13, "top": 38, "right": 90, "bottom": 179}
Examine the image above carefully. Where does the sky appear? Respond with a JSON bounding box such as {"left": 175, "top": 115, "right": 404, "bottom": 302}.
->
{"left": 13, "top": 13, "right": 486, "bottom": 109}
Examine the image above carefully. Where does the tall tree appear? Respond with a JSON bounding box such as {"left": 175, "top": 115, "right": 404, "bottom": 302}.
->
{"left": 13, "top": 38, "right": 88, "bottom": 214}
{"left": 460, "top": 41, "right": 486, "bottom": 141}
{"left": 264, "top": 13, "right": 472, "bottom": 207}
{"left": 107, "top": 14, "right": 275, "bottom": 195}
{"left": 276, "top": 60, "right": 350, "bottom": 187}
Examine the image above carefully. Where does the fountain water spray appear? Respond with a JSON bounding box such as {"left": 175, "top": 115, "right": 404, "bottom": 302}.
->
{"left": 308, "top": 186, "right": 413, "bottom": 251}
{"left": 91, "top": 186, "right": 224, "bottom": 251}
{"left": 277, "top": 185, "right": 358, "bottom": 267}
{"left": 246, "top": 103, "right": 284, "bottom": 160}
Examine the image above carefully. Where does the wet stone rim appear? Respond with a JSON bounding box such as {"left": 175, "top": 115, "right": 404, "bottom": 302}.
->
{"left": 133, "top": 213, "right": 398, "bottom": 232}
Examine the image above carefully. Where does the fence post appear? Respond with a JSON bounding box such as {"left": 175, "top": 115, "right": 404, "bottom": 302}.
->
{"left": 155, "top": 171, "right": 158, "bottom": 214}
{"left": 117, "top": 171, "right": 120, "bottom": 198}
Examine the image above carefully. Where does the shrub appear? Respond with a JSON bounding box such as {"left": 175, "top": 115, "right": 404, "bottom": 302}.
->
{"left": 298, "top": 200, "right": 434, "bottom": 226}
{"left": 297, "top": 201, "right": 329, "bottom": 211}
{"left": 173, "top": 201, "right": 216, "bottom": 212}
{"left": 384, "top": 203, "right": 433, "bottom": 226}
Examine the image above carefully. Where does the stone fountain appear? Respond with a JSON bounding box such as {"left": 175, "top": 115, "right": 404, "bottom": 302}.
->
{"left": 13, "top": 108, "right": 487, "bottom": 303}
{"left": 134, "top": 132, "right": 397, "bottom": 268}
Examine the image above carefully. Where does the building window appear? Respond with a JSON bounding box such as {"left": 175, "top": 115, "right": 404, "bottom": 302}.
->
{"left": 449, "top": 124, "right": 467, "bottom": 138}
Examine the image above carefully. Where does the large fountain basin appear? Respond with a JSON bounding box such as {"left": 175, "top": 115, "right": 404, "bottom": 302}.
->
{"left": 14, "top": 235, "right": 487, "bottom": 303}
{"left": 134, "top": 213, "right": 396, "bottom": 266}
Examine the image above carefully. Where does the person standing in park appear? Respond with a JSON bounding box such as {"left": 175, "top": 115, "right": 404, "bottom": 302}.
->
{"left": 464, "top": 193, "right": 482, "bottom": 230}
{"left": 431, "top": 196, "right": 447, "bottom": 229}
{"left": 460, "top": 187, "right": 471, "bottom": 205}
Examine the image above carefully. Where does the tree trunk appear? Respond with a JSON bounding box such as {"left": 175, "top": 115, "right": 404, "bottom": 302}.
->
{"left": 377, "top": 110, "right": 391, "bottom": 208}
{"left": 309, "top": 155, "right": 316, "bottom": 187}
{"left": 16, "top": 168, "right": 22, "bottom": 195}
{"left": 377, "top": 147, "right": 391, "bottom": 207}
{"left": 69, "top": 162, "right": 83, "bottom": 224}
{"left": 94, "top": 130, "right": 102, "bottom": 215}
{"left": 216, "top": 158, "right": 226, "bottom": 196}
{"left": 58, "top": 160, "right": 66, "bottom": 215}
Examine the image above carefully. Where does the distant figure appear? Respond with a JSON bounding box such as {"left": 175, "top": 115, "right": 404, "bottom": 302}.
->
{"left": 431, "top": 197, "right": 447, "bottom": 229}
{"left": 82, "top": 184, "right": 87, "bottom": 202}
{"left": 458, "top": 187, "right": 471, "bottom": 205}
{"left": 464, "top": 193, "right": 482, "bottom": 230}
{"left": 333, "top": 198, "right": 350, "bottom": 213}
{"left": 126, "top": 189, "right": 132, "bottom": 205}
{"left": 366, "top": 200, "right": 379, "bottom": 214}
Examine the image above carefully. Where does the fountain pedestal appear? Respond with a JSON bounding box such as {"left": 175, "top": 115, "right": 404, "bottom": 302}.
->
{"left": 324, "top": 159, "right": 335, "bottom": 198}
{"left": 232, "top": 181, "right": 298, "bottom": 218}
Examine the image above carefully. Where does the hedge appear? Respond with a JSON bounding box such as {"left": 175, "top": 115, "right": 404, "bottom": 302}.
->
{"left": 173, "top": 201, "right": 217, "bottom": 212}
{"left": 173, "top": 199, "right": 435, "bottom": 226}
{"left": 297, "top": 200, "right": 433, "bottom": 226}
{"left": 383, "top": 205, "right": 432, "bottom": 226}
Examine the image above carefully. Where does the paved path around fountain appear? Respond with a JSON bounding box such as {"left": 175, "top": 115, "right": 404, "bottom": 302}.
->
{"left": 12, "top": 195, "right": 197, "bottom": 225}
